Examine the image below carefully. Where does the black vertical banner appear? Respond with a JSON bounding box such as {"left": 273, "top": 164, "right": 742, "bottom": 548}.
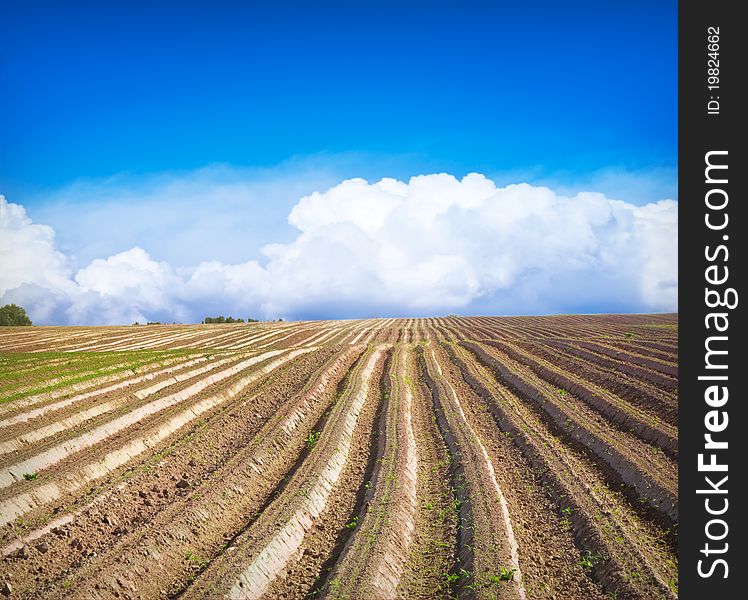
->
{"left": 680, "top": 1, "right": 744, "bottom": 598}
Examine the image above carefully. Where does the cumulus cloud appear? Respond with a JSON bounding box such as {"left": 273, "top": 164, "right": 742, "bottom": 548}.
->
{"left": 0, "top": 173, "right": 677, "bottom": 325}
{"left": 0, "top": 198, "right": 73, "bottom": 295}
{"left": 24, "top": 160, "right": 354, "bottom": 270}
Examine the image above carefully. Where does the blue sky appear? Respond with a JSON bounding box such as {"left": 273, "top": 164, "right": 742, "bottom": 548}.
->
{"left": 0, "top": 1, "right": 678, "bottom": 324}
{"left": 2, "top": 0, "right": 676, "bottom": 197}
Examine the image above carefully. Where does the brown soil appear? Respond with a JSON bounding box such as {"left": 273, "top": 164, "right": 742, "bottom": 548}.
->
{"left": 0, "top": 314, "right": 678, "bottom": 599}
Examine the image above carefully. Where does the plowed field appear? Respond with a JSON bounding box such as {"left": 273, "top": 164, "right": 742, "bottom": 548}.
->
{"left": 0, "top": 315, "right": 678, "bottom": 599}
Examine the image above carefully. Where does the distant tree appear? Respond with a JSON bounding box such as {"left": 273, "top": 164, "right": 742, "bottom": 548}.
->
{"left": 203, "top": 315, "right": 245, "bottom": 324}
{"left": 247, "top": 318, "right": 259, "bottom": 323}
{"left": 0, "top": 304, "right": 32, "bottom": 326}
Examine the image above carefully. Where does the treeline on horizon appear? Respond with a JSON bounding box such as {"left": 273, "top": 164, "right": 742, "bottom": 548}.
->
{"left": 0, "top": 303, "right": 280, "bottom": 327}
{"left": 202, "top": 316, "right": 260, "bottom": 324}
{"left": 135, "top": 316, "right": 265, "bottom": 325}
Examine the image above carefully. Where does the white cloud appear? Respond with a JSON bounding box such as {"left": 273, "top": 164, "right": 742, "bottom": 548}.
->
{"left": 487, "top": 165, "right": 678, "bottom": 207}
{"left": 25, "top": 161, "right": 349, "bottom": 269}
{"left": 0, "top": 197, "right": 73, "bottom": 295}
{"left": 0, "top": 173, "right": 677, "bottom": 325}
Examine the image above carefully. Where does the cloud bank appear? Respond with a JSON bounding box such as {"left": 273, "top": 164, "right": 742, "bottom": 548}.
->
{"left": 0, "top": 173, "right": 677, "bottom": 325}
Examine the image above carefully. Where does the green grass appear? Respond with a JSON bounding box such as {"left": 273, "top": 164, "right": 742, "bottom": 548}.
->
{"left": 579, "top": 550, "right": 603, "bottom": 569}
{"left": 184, "top": 549, "right": 210, "bottom": 570}
{"left": 304, "top": 430, "right": 321, "bottom": 449}
{"left": 642, "top": 323, "right": 678, "bottom": 331}
{"left": 489, "top": 566, "right": 517, "bottom": 583}
{"left": 0, "top": 349, "right": 202, "bottom": 404}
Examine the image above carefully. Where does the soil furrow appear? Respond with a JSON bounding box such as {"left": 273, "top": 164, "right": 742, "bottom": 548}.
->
{"left": 515, "top": 340, "right": 677, "bottom": 425}
{"left": 0, "top": 355, "right": 245, "bottom": 458}
{"left": 22, "top": 347, "right": 358, "bottom": 599}
{"left": 449, "top": 344, "right": 676, "bottom": 598}
{"left": 315, "top": 346, "right": 418, "bottom": 599}
{"left": 485, "top": 340, "right": 677, "bottom": 457}
{"left": 180, "top": 346, "right": 387, "bottom": 599}
{"left": 0, "top": 351, "right": 287, "bottom": 490}
{"left": 420, "top": 343, "right": 526, "bottom": 600}
{"left": 0, "top": 353, "right": 198, "bottom": 418}
{"left": 462, "top": 341, "right": 677, "bottom": 523}
{"left": 0, "top": 315, "right": 678, "bottom": 599}
{"left": 0, "top": 349, "right": 314, "bottom": 527}
{"left": 546, "top": 341, "right": 677, "bottom": 392}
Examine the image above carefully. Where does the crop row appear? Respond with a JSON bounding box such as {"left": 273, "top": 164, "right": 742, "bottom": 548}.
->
{"left": 0, "top": 315, "right": 677, "bottom": 599}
